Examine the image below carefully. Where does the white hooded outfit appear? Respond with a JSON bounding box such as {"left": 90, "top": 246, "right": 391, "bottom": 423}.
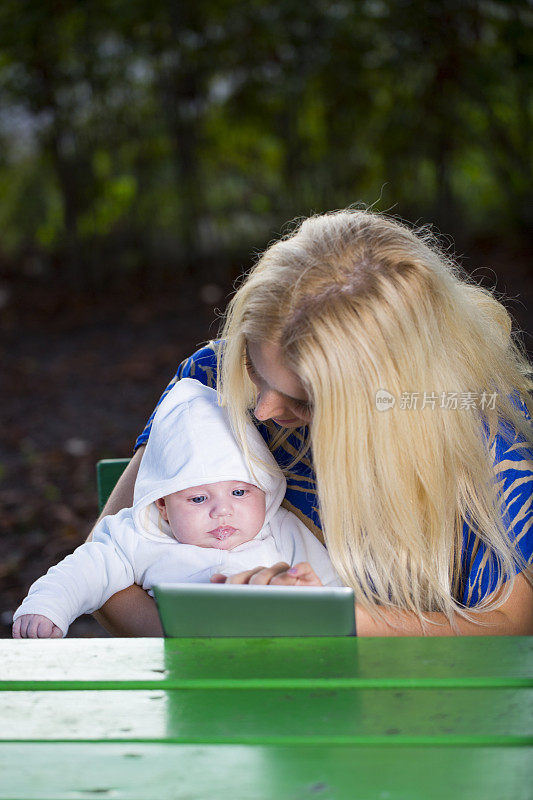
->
{"left": 14, "top": 379, "right": 340, "bottom": 636}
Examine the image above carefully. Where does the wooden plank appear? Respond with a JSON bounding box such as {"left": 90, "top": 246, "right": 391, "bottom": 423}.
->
{"left": 1, "top": 688, "right": 532, "bottom": 744}
{"left": 0, "top": 743, "right": 532, "bottom": 800}
{"left": 1, "top": 639, "right": 166, "bottom": 685}
{"left": 2, "top": 638, "right": 533, "bottom": 689}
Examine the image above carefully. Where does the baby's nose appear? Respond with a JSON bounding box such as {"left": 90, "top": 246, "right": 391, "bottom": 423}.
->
{"left": 211, "top": 501, "right": 232, "bottom": 517}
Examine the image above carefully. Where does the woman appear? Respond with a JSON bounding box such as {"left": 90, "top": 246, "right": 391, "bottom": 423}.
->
{"left": 92, "top": 210, "right": 533, "bottom": 636}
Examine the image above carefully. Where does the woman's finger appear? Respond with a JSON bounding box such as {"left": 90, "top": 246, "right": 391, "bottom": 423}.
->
{"left": 269, "top": 562, "right": 323, "bottom": 587}
{"left": 248, "top": 562, "right": 291, "bottom": 585}
{"left": 210, "top": 563, "right": 295, "bottom": 585}
{"left": 292, "top": 562, "right": 322, "bottom": 585}
{"left": 210, "top": 568, "right": 265, "bottom": 584}
{"left": 225, "top": 567, "right": 267, "bottom": 584}
{"left": 210, "top": 573, "right": 228, "bottom": 583}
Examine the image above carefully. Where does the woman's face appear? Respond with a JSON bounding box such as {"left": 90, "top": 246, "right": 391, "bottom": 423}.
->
{"left": 246, "top": 341, "right": 313, "bottom": 428}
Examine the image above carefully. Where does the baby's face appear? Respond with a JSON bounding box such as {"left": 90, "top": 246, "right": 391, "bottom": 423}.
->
{"left": 155, "top": 481, "right": 266, "bottom": 550}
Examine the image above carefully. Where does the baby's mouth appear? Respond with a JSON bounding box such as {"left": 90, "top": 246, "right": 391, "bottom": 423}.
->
{"left": 210, "top": 526, "right": 236, "bottom": 540}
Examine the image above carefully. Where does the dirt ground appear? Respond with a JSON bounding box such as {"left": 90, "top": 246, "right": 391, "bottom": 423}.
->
{"left": 1, "top": 242, "right": 531, "bottom": 638}
{"left": 1, "top": 271, "right": 227, "bottom": 637}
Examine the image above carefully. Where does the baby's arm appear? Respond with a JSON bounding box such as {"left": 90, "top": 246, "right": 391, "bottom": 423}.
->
{"left": 85, "top": 446, "right": 161, "bottom": 636}
{"left": 12, "top": 519, "right": 136, "bottom": 637}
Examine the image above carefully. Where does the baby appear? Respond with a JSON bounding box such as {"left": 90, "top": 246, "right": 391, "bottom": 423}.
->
{"left": 13, "top": 379, "right": 340, "bottom": 638}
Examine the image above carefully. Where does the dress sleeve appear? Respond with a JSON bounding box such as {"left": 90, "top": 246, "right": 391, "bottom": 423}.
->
{"left": 134, "top": 340, "right": 220, "bottom": 452}
{"left": 461, "top": 403, "right": 533, "bottom": 606}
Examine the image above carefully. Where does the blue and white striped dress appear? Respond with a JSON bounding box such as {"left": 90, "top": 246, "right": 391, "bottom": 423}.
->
{"left": 135, "top": 341, "right": 533, "bottom": 607}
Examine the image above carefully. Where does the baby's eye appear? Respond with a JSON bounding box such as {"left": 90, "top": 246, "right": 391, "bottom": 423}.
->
{"left": 232, "top": 489, "right": 247, "bottom": 497}
{"left": 190, "top": 495, "right": 207, "bottom": 504}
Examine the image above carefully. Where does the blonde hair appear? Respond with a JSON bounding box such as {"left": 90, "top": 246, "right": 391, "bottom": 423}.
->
{"left": 218, "top": 209, "right": 533, "bottom": 630}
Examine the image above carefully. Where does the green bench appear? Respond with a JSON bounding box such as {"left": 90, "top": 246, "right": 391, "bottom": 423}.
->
{"left": 1, "top": 460, "right": 531, "bottom": 798}
{"left": 97, "top": 458, "right": 131, "bottom": 512}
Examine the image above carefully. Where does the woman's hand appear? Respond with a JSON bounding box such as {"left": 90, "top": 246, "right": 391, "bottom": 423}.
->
{"left": 12, "top": 614, "right": 63, "bottom": 639}
{"left": 210, "top": 561, "right": 323, "bottom": 586}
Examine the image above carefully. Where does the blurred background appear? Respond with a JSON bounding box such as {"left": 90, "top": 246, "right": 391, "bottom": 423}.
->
{"left": 1, "top": 0, "right": 531, "bottom": 636}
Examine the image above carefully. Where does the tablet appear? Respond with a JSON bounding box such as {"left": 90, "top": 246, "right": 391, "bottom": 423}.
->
{"left": 153, "top": 583, "right": 356, "bottom": 637}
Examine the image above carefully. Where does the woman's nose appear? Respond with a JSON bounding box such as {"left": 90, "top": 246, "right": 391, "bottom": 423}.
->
{"left": 254, "top": 389, "right": 288, "bottom": 422}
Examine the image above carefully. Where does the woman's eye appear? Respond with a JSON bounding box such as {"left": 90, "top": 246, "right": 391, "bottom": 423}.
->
{"left": 245, "top": 345, "right": 312, "bottom": 419}
{"left": 291, "top": 398, "right": 313, "bottom": 417}
{"left": 190, "top": 496, "right": 207, "bottom": 504}
{"left": 244, "top": 355, "right": 260, "bottom": 384}
{"left": 232, "top": 489, "right": 246, "bottom": 497}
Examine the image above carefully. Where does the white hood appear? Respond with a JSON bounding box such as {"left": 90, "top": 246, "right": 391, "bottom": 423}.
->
{"left": 133, "top": 379, "right": 286, "bottom": 540}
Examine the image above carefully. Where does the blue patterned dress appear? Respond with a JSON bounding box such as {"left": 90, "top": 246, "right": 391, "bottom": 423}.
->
{"left": 135, "top": 341, "right": 533, "bottom": 606}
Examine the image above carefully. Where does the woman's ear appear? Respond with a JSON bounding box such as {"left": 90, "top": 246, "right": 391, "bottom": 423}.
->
{"left": 155, "top": 497, "right": 168, "bottom": 522}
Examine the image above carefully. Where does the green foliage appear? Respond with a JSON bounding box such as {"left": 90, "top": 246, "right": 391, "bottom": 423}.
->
{"left": 0, "top": 0, "right": 531, "bottom": 284}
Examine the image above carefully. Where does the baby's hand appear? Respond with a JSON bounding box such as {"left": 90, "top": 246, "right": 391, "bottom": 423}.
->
{"left": 12, "top": 614, "right": 63, "bottom": 639}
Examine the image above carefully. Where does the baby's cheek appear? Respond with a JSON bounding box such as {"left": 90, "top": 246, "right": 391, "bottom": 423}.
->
{"left": 183, "top": 505, "right": 202, "bottom": 516}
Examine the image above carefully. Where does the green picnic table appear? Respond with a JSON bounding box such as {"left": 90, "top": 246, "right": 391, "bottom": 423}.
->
{"left": 2, "top": 460, "right": 532, "bottom": 798}
{"left": 1, "top": 636, "right": 532, "bottom": 799}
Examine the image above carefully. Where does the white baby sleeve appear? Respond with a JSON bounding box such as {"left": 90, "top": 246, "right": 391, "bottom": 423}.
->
{"left": 13, "top": 520, "right": 136, "bottom": 637}
{"left": 273, "top": 509, "right": 344, "bottom": 587}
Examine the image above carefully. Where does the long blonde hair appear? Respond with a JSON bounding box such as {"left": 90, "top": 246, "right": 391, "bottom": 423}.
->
{"left": 218, "top": 210, "right": 533, "bottom": 629}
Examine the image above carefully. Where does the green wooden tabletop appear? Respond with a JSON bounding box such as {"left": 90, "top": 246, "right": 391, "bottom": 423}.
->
{"left": 2, "top": 637, "right": 532, "bottom": 800}
{"left": 2, "top": 636, "right": 533, "bottom": 688}
{"left": 2, "top": 743, "right": 532, "bottom": 800}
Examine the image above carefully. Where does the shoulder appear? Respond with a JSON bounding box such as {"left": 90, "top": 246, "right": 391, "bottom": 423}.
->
{"left": 134, "top": 340, "right": 222, "bottom": 451}
{"left": 157, "top": 339, "right": 221, "bottom": 399}
{"left": 462, "top": 401, "right": 533, "bottom": 605}
{"left": 490, "top": 399, "right": 533, "bottom": 530}
{"left": 174, "top": 340, "right": 221, "bottom": 388}
{"left": 92, "top": 509, "right": 139, "bottom": 548}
